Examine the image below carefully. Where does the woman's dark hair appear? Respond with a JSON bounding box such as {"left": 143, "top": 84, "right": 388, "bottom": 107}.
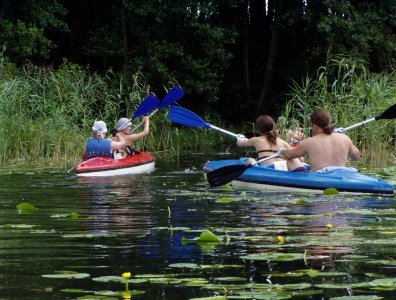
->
{"left": 256, "top": 115, "right": 278, "bottom": 146}
{"left": 310, "top": 108, "right": 334, "bottom": 134}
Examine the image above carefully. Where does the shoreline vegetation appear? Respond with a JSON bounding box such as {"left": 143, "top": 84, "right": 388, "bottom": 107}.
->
{"left": 0, "top": 57, "right": 395, "bottom": 169}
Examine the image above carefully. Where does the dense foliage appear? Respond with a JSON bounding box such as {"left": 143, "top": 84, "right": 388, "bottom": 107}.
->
{"left": 0, "top": 0, "right": 395, "bottom": 120}
{"left": 0, "top": 1, "right": 395, "bottom": 166}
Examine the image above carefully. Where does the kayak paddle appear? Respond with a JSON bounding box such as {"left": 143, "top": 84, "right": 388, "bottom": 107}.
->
{"left": 168, "top": 106, "right": 240, "bottom": 139}
{"left": 131, "top": 94, "right": 160, "bottom": 120}
{"left": 131, "top": 86, "right": 184, "bottom": 133}
{"left": 207, "top": 153, "right": 281, "bottom": 187}
{"left": 208, "top": 103, "right": 396, "bottom": 187}
{"left": 336, "top": 103, "right": 396, "bottom": 133}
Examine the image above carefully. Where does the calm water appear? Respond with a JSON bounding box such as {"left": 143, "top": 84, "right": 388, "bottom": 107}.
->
{"left": 1, "top": 155, "right": 395, "bottom": 300}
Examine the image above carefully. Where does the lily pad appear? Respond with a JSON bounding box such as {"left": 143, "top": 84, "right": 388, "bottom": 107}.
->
{"left": 42, "top": 272, "right": 90, "bottom": 279}
{"left": 0, "top": 224, "right": 36, "bottom": 229}
{"left": 240, "top": 252, "right": 305, "bottom": 261}
{"left": 182, "top": 230, "right": 221, "bottom": 243}
{"left": 330, "top": 296, "right": 383, "bottom": 300}
{"left": 189, "top": 297, "right": 227, "bottom": 300}
{"left": 369, "top": 277, "right": 396, "bottom": 290}
{"left": 16, "top": 202, "right": 38, "bottom": 211}
{"left": 216, "top": 197, "right": 233, "bottom": 203}
{"left": 92, "top": 276, "right": 147, "bottom": 283}
{"left": 214, "top": 277, "right": 245, "bottom": 282}
{"left": 168, "top": 263, "right": 199, "bottom": 269}
{"left": 324, "top": 188, "right": 339, "bottom": 195}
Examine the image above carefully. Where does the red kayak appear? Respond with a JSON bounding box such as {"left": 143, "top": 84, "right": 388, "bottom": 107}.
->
{"left": 74, "top": 151, "right": 155, "bottom": 177}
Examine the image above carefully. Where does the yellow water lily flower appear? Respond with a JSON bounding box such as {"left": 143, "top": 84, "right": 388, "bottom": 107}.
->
{"left": 277, "top": 235, "right": 285, "bottom": 244}
{"left": 326, "top": 224, "right": 333, "bottom": 229}
{"left": 122, "top": 272, "right": 131, "bottom": 279}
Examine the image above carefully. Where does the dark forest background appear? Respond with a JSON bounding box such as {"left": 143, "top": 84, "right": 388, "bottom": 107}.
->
{"left": 0, "top": 0, "right": 395, "bottom": 122}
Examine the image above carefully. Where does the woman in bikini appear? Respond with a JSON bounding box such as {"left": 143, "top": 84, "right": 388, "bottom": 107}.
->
{"left": 237, "top": 115, "right": 303, "bottom": 171}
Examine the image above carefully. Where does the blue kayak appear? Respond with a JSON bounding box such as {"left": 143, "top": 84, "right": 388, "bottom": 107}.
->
{"left": 203, "top": 159, "right": 394, "bottom": 195}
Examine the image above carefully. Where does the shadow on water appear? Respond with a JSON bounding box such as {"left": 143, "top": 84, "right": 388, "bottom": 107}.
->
{"left": 0, "top": 154, "right": 395, "bottom": 299}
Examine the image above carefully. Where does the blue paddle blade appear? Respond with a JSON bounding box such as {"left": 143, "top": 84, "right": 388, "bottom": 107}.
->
{"left": 159, "top": 86, "right": 185, "bottom": 108}
{"left": 168, "top": 106, "right": 210, "bottom": 128}
{"left": 131, "top": 94, "right": 160, "bottom": 119}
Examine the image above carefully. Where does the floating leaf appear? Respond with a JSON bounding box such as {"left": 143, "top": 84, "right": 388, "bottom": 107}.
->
{"left": 330, "top": 296, "right": 383, "bottom": 300}
{"left": 214, "top": 277, "right": 245, "bottom": 282}
{"left": 0, "top": 224, "right": 36, "bottom": 229}
{"left": 16, "top": 202, "right": 38, "bottom": 211}
{"left": 70, "top": 212, "right": 80, "bottom": 219}
{"left": 42, "top": 273, "right": 90, "bottom": 279}
{"left": 182, "top": 230, "right": 221, "bottom": 243}
{"left": 92, "top": 276, "right": 146, "bottom": 284}
{"left": 189, "top": 297, "right": 227, "bottom": 300}
{"left": 216, "top": 197, "right": 233, "bottom": 203}
{"left": 237, "top": 290, "right": 293, "bottom": 299}
{"left": 135, "top": 274, "right": 176, "bottom": 278}
{"left": 61, "top": 289, "right": 88, "bottom": 293}
{"left": 50, "top": 214, "right": 71, "bottom": 218}
{"left": 315, "top": 282, "right": 371, "bottom": 289}
{"left": 184, "top": 278, "right": 210, "bottom": 286}
{"left": 324, "top": 188, "right": 339, "bottom": 195}
{"left": 240, "top": 252, "right": 305, "bottom": 261}
{"left": 295, "top": 269, "right": 346, "bottom": 277}
{"left": 168, "top": 263, "right": 199, "bottom": 269}
{"left": 75, "top": 293, "right": 120, "bottom": 300}
{"left": 62, "top": 233, "right": 114, "bottom": 238}
{"left": 369, "top": 277, "right": 396, "bottom": 290}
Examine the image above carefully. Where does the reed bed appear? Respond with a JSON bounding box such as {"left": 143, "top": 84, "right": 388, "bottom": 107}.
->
{"left": 0, "top": 57, "right": 394, "bottom": 168}
{"left": 278, "top": 56, "right": 396, "bottom": 165}
{"left": 0, "top": 61, "right": 231, "bottom": 168}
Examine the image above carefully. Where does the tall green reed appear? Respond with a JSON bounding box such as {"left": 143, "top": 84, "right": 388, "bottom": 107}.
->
{"left": 280, "top": 56, "right": 396, "bottom": 165}
{"left": 0, "top": 60, "right": 231, "bottom": 167}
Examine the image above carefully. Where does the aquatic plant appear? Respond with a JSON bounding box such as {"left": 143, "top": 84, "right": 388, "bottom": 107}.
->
{"left": 280, "top": 56, "right": 396, "bottom": 165}
{"left": 0, "top": 62, "right": 233, "bottom": 167}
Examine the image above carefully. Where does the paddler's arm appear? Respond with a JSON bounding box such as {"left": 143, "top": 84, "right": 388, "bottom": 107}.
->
{"left": 279, "top": 139, "right": 305, "bottom": 162}
{"left": 347, "top": 137, "right": 360, "bottom": 161}
{"left": 279, "top": 140, "right": 308, "bottom": 160}
{"left": 236, "top": 135, "right": 253, "bottom": 148}
{"left": 127, "top": 116, "right": 150, "bottom": 142}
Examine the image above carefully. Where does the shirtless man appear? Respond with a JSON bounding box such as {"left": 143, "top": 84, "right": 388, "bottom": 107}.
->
{"left": 279, "top": 108, "right": 360, "bottom": 172}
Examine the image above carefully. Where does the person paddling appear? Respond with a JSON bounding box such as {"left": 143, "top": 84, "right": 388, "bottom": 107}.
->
{"left": 279, "top": 108, "right": 360, "bottom": 172}
{"left": 112, "top": 116, "right": 150, "bottom": 158}
{"left": 237, "top": 115, "right": 303, "bottom": 170}
{"left": 82, "top": 121, "right": 125, "bottom": 160}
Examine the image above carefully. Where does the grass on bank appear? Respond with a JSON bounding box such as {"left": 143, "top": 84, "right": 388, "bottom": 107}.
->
{"left": 0, "top": 56, "right": 395, "bottom": 169}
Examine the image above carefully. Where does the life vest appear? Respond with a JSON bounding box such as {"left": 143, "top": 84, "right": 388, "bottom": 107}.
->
{"left": 86, "top": 137, "right": 112, "bottom": 159}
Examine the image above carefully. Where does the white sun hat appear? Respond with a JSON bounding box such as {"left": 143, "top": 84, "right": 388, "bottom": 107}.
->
{"left": 92, "top": 121, "right": 108, "bottom": 134}
{"left": 116, "top": 117, "right": 132, "bottom": 131}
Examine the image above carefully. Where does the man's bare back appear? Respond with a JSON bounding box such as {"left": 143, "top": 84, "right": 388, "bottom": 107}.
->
{"left": 280, "top": 108, "right": 360, "bottom": 172}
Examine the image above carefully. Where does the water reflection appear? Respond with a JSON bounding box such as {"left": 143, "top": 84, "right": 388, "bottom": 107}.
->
{"left": 0, "top": 157, "right": 395, "bottom": 299}
{"left": 77, "top": 175, "right": 154, "bottom": 237}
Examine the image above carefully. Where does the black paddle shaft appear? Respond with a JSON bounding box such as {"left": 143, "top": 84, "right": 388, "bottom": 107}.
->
{"left": 207, "top": 164, "right": 251, "bottom": 187}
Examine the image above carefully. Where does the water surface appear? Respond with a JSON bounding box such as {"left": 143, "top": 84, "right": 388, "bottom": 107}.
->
{"left": 1, "top": 155, "right": 395, "bottom": 300}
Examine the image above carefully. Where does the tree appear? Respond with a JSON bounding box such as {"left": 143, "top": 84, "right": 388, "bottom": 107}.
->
{"left": 0, "top": 0, "right": 68, "bottom": 64}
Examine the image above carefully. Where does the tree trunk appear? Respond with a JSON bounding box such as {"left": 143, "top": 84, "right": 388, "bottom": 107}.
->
{"left": 256, "top": 0, "right": 284, "bottom": 113}
{"left": 0, "top": 0, "right": 10, "bottom": 24}
{"left": 242, "top": 0, "right": 251, "bottom": 102}
{"left": 120, "top": 0, "right": 128, "bottom": 71}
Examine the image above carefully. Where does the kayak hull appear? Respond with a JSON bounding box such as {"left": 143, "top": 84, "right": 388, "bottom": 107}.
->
{"left": 75, "top": 152, "right": 155, "bottom": 177}
{"left": 203, "top": 159, "right": 394, "bottom": 195}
